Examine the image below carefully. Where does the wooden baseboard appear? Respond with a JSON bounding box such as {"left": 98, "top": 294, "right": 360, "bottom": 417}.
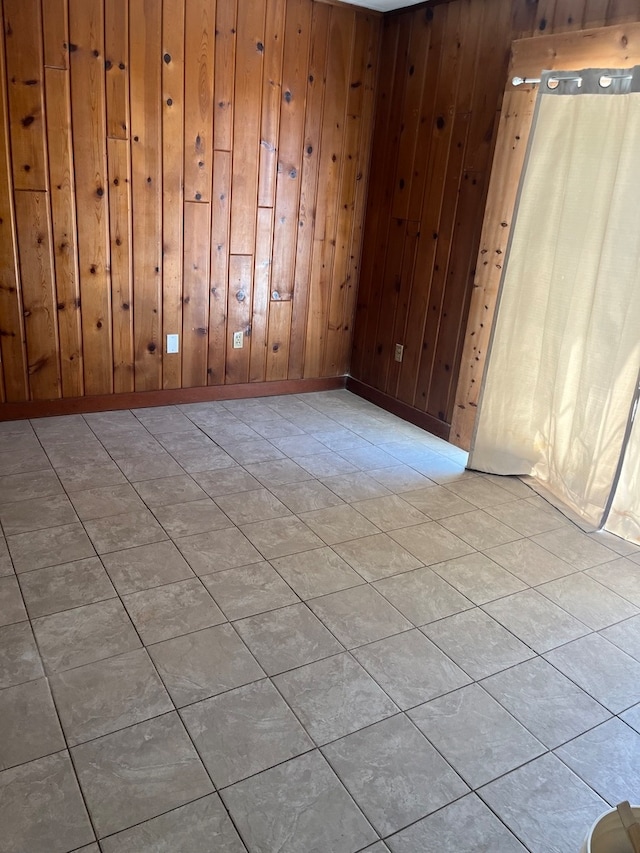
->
{"left": 0, "top": 376, "right": 347, "bottom": 421}
{"left": 346, "top": 376, "right": 451, "bottom": 441}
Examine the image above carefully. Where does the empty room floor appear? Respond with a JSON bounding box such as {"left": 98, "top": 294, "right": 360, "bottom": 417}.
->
{"left": 1, "top": 389, "right": 640, "bottom": 853}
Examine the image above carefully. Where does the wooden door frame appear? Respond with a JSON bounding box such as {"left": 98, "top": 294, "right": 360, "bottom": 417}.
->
{"left": 450, "top": 22, "right": 640, "bottom": 450}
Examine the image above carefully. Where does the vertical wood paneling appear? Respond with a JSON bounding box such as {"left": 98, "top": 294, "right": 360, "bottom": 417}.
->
{"left": 250, "top": 205, "right": 273, "bottom": 381}
{"left": 105, "top": 0, "right": 130, "bottom": 140}
{"left": 69, "top": 0, "right": 113, "bottom": 395}
{"left": 270, "top": 0, "right": 311, "bottom": 301}
{"left": 162, "top": 0, "right": 186, "bottom": 389}
{"left": 14, "top": 191, "right": 61, "bottom": 399}
{"left": 214, "top": 0, "right": 237, "bottom": 152}
{"left": 42, "top": 0, "right": 69, "bottom": 69}
{"left": 257, "top": 0, "right": 286, "bottom": 206}
{"left": 130, "top": 0, "right": 162, "bottom": 390}
{"left": 230, "top": 0, "right": 266, "bottom": 255}
{"left": 182, "top": 201, "right": 211, "bottom": 387}
{"left": 1, "top": 0, "right": 381, "bottom": 407}
{"left": 45, "top": 67, "right": 83, "bottom": 397}
{"left": 0, "top": 1, "right": 27, "bottom": 402}
{"left": 4, "top": 0, "right": 48, "bottom": 190}
{"left": 288, "top": 0, "right": 329, "bottom": 378}
{"left": 304, "top": 5, "right": 355, "bottom": 378}
{"left": 208, "top": 149, "right": 231, "bottom": 385}
{"left": 226, "top": 254, "right": 253, "bottom": 383}
{"left": 184, "top": 0, "right": 215, "bottom": 201}
{"left": 107, "top": 136, "right": 134, "bottom": 393}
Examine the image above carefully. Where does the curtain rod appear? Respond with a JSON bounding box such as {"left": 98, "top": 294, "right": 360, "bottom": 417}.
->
{"left": 513, "top": 72, "right": 633, "bottom": 86}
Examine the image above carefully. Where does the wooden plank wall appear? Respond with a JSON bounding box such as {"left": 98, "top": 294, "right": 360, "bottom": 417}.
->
{"left": 350, "top": 0, "right": 640, "bottom": 440}
{"left": 0, "top": 0, "right": 380, "bottom": 404}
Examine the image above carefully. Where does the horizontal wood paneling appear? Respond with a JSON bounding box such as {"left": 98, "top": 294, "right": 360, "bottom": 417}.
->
{"left": 351, "top": 0, "right": 640, "bottom": 442}
{"left": 0, "top": 0, "right": 380, "bottom": 408}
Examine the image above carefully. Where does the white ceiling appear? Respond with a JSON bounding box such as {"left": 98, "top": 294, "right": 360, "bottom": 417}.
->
{"left": 345, "top": 0, "right": 430, "bottom": 13}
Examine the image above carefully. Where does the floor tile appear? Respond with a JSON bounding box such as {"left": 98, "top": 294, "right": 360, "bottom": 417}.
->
{"left": 482, "top": 657, "right": 610, "bottom": 748}
{"left": 224, "top": 439, "right": 285, "bottom": 466}
{"left": 444, "top": 477, "right": 516, "bottom": 508}
{"left": 351, "top": 494, "right": 429, "bottom": 531}
{"left": 544, "top": 633, "right": 640, "bottom": 713}
{"left": 72, "top": 713, "right": 213, "bottom": 838}
{"left": 19, "top": 557, "right": 116, "bottom": 618}
{"left": 323, "top": 715, "right": 468, "bottom": 836}
{"left": 234, "top": 603, "right": 343, "bottom": 675}
{"left": 133, "top": 474, "right": 208, "bottom": 507}
{"left": 274, "top": 653, "right": 398, "bottom": 744}
{"left": 439, "top": 509, "right": 520, "bottom": 549}
{"left": 202, "top": 561, "right": 299, "bottom": 620}
{"left": 337, "top": 446, "right": 400, "bottom": 471}
{"left": 182, "top": 679, "right": 313, "bottom": 787}
{"left": 333, "top": 533, "right": 422, "bottom": 582}
{"left": 532, "top": 526, "right": 616, "bottom": 570}
{"left": 33, "top": 599, "right": 141, "bottom": 674}
{"left": 430, "top": 552, "right": 526, "bottom": 605}
{"left": 373, "top": 567, "right": 472, "bottom": 625}
{"left": 0, "top": 536, "right": 12, "bottom": 576}
{"left": 0, "top": 622, "right": 43, "bottom": 688}
{"left": 270, "top": 479, "right": 344, "bottom": 512}
{"left": 68, "top": 484, "right": 146, "bottom": 521}
{"left": 177, "top": 527, "right": 263, "bottom": 574}
{"left": 152, "top": 498, "right": 234, "bottom": 537}
{"left": 122, "top": 578, "right": 225, "bottom": 644}
{"left": 538, "top": 572, "right": 638, "bottom": 630}
{"left": 401, "top": 485, "right": 475, "bottom": 519}
{"left": 84, "top": 508, "right": 167, "bottom": 554}
{"left": 7, "top": 524, "right": 96, "bottom": 573}
{"left": 0, "top": 678, "right": 65, "bottom": 770}
{"left": 0, "top": 575, "right": 26, "bottom": 626}
{"left": 387, "top": 793, "right": 527, "bottom": 853}
{"left": 0, "top": 447, "right": 50, "bottom": 476}
{"left": 483, "top": 589, "right": 590, "bottom": 653}
{"left": 299, "top": 505, "right": 380, "bottom": 545}
{"left": 148, "top": 623, "right": 264, "bottom": 706}
{"left": 271, "top": 547, "right": 364, "bottom": 599}
{"left": 0, "top": 751, "right": 95, "bottom": 853}
{"left": 479, "top": 753, "right": 608, "bottom": 853}
{"left": 309, "top": 585, "right": 412, "bottom": 648}
{"left": 251, "top": 417, "right": 305, "bottom": 439}
{"left": 587, "top": 557, "right": 640, "bottom": 606}
{"left": 192, "top": 466, "right": 261, "bottom": 496}
{"left": 352, "top": 629, "right": 470, "bottom": 710}
{"left": 101, "top": 540, "right": 194, "bottom": 594}
{"left": 622, "top": 704, "right": 640, "bottom": 734}
{"left": 321, "top": 472, "right": 391, "bottom": 502}
{"left": 389, "top": 522, "right": 474, "bottom": 565}
{"left": 314, "top": 429, "right": 372, "bottom": 453}
{"left": 55, "top": 461, "right": 127, "bottom": 493}
{"left": 50, "top": 649, "right": 172, "bottom": 745}
{"left": 241, "top": 516, "right": 324, "bottom": 559}
{"left": 222, "top": 750, "right": 376, "bottom": 853}
{"left": 293, "top": 451, "right": 359, "bottom": 478}
{"left": 116, "top": 452, "right": 185, "bottom": 482}
{"left": 100, "top": 793, "right": 246, "bottom": 853}
{"left": 409, "top": 683, "right": 544, "bottom": 788}
{"left": 486, "top": 497, "right": 565, "bottom": 536}
{"left": 485, "top": 537, "right": 576, "bottom": 585}
{"left": 423, "top": 608, "right": 534, "bottom": 680}
{"left": 367, "top": 465, "right": 435, "bottom": 494}
{"left": 214, "top": 488, "right": 291, "bottom": 525}
{"left": 555, "top": 717, "right": 640, "bottom": 805}
{"left": 600, "top": 614, "right": 640, "bottom": 660}
{"left": 0, "top": 494, "right": 77, "bottom": 535}
{"left": 0, "top": 469, "right": 63, "bottom": 505}
{"left": 271, "top": 434, "right": 328, "bottom": 457}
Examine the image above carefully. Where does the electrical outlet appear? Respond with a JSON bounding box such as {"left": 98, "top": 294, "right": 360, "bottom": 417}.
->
{"left": 394, "top": 343, "right": 404, "bottom": 362}
{"left": 166, "top": 334, "right": 179, "bottom": 354}
{"left": 233, "top": 331, "right": 243, "bottom": 349}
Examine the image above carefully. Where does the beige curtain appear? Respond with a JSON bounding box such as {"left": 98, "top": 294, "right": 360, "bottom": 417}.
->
{"left": 606, "top": 395, "right": 640, "bottom": 543}
{"left": 469, "top": 70, "right": 640, "bottom": 536}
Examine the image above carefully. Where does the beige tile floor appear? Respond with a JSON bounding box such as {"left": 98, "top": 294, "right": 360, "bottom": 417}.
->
{"left": 1, "top": 389, "right": 640, "bottom": 853}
